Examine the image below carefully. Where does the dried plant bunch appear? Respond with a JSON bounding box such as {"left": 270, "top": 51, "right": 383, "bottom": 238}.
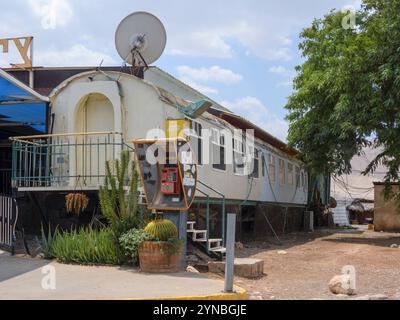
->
{"left": 65, "top": 193, "right": 90, "bottom": 216}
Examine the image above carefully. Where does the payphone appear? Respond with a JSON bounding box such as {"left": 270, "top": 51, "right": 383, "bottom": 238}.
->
{"left": 161, "top": 167, "right": 181, "bottom": 195}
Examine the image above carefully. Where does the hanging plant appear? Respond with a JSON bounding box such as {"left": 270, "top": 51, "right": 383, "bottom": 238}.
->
{"left": 65, "top": 193, "right": 90, "bottom": 216}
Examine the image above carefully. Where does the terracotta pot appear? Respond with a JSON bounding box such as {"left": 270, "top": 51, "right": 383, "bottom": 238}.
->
{"left": 139, "top": 241, "right": 182, "bottom": 273}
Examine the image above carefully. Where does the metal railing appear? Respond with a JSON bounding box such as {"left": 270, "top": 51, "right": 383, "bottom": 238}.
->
{"left": 10, "top": 132, "right": 134, "bottom": 189}
{"left": 197, "top": 180, "right": 226, "bottom": 246}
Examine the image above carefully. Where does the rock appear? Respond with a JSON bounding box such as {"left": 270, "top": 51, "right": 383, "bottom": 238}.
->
{"left": 329, "top": 275, "right": 356, "bottom": 296}
{"left": 277, "top": 250, "right": 288, "bottom": 255}
{"left": 390, "top": 244, "right": 399, "bottom": 248}
{"left": 235, "top": 242, "right": 244, "bottom": 250}
{"left": 208, "top": 258, "right": 264, "bottom": 279}
{"left": 186, "top": 266, "right": 200, "bottom": 274}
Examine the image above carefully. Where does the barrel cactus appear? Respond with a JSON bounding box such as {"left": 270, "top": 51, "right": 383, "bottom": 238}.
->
{"left": 144, "top": 219, "right": 178, "bottom": 241}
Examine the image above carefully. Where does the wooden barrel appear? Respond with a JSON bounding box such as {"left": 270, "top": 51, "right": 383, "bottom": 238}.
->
{"left": 139, "top": 241, "right": 182, "bottom": 273}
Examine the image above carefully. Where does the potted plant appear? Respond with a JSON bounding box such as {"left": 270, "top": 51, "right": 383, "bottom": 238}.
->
{"left": 139, "top": 217, "right": 182, "bottom": 273}
{"left": 65, "top": 193, "right": 89, "bottom": 216}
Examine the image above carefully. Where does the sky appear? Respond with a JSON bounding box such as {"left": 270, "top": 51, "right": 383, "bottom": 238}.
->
{"left": 0, "top": 0, "right": 361, "bottom": 141}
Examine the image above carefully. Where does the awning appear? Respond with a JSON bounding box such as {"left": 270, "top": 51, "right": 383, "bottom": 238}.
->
{"left": 0, "top": 69, "right": 49, "bottom": 138}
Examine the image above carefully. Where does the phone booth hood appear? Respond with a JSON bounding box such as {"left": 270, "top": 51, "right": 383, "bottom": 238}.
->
{"left": 132, "top": 138, "right": 197, "bottom": 211}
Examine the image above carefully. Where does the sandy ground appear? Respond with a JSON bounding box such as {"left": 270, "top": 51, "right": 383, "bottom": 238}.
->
{"left": 233, "top": 226, "right": 400, "bottom": 300}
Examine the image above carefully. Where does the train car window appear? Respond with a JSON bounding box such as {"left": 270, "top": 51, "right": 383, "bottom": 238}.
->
{"left": 251, "top": 149, "right": 260, "bottom": 179}
{"left": 304, "top": 172, "right": 308, "bottom": 191}
{"left": 212, "top": 129, "right": 226, "bottom": 171}
{"left": 268, "top": 154, "right": 276, "bottom": 184}
{"left": 233, "top": 137, "right": 245, "bottom": 175}
{"left": 279, "top": 159, "right": 286, "bottom": 186}
{"left": 287, "top": 163, "right": 294, "bottom": 185}
{"left": 295, "top": 166, "right": 301, "bottom": 188}
{"left": 190, "top": 121, "right": 203, "bottom": 165}
{"left": 261, "top": 153, "right": 266, "bottom": 177}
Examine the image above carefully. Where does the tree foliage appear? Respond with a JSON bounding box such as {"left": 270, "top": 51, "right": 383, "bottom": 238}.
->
{"left": 286, "top": 0, "right": 400, "bottom": 198}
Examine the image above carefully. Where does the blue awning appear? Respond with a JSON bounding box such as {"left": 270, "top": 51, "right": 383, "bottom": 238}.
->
{"left": 0, "top": 68, "right": 49, "bottom": 137}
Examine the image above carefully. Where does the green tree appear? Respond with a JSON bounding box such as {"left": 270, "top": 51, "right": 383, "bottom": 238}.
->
{"left": 286, "top": 0, "right": 400, "bottom": 199}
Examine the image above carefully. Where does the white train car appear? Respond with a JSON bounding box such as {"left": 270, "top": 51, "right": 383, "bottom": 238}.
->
{"left": 28, "top": 68, "right": 308, "bottom": 206}
{"left": 9, "top": 67, "right": 311, "bottom": 249}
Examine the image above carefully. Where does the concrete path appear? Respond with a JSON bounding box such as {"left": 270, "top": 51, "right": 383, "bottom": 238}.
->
{"left": 0, "top": 251, "right": 246, "bottom": 300}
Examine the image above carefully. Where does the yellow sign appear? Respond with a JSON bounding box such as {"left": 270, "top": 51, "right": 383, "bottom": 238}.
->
{"left": 0, "top": 36, "right": 33, "bottom": 69}
{"left": 166, "top": 119, "right": 191, "bottom": 139}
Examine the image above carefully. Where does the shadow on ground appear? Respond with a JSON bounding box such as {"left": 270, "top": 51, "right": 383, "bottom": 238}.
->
{"left": 0, "top": 251, "right": 50, "bottom": 283}
{"left": 236, "top": 229, "right": 338, "bottom": 258}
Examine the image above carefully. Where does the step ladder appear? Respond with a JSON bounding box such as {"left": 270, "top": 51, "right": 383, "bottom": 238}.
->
{"left": 187, "top": 221, "right": 226, "bottom": 255}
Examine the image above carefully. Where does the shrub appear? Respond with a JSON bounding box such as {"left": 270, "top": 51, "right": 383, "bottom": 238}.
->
{"left": 40, "top": 224, "right": 56, "bottom": 260}
{"left": 52, "top": 227, "right": 120, "bottom": 265}
{"left": 119, "top": 229, "right": 154, "bottom": 264}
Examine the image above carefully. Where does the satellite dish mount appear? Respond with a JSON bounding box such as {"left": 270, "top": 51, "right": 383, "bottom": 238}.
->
{"left": 115, "top": 12, "right": 167, "bottom": 77}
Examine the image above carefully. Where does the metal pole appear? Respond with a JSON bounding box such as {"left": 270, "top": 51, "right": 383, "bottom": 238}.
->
{"left": 179, "top": 210, "right": 188, "bottom": 271}
{"left": 224, "top": 213, "right": 236, "bottom": 293}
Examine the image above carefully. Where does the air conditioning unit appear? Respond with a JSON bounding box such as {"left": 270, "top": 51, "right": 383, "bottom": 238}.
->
{"left": 304, "top": 211, "right": 314, "bottom": 232}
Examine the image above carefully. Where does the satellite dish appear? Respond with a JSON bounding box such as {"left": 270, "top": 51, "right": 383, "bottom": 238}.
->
{"left": 115, "top": 12, "right": 167, "bottom": 67}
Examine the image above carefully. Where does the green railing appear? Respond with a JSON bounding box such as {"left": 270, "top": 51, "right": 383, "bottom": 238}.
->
{"left": 10, "top": 132, "right": 134, "bottom": 189}
{"left": 197, "top": 180, "right": 226, "bottom": 246}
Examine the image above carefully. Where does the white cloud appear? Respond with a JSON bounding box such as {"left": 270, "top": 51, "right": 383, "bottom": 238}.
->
{"left": 221, "top": 96, "right": 289, "bottom": 141}
{"left": 169, "top": 32, "right": 233, "bottom": 59}
{"left": 177, "top": 65, "right": 243, "bottom": 85}
{"left": 35, "top": 44, "right": 116, "bottom": 67}
{"left": 180, "top": 78, "right": 219, "bottom": 95}
{"left": 269, "top": 65, "right": 296, "bottom": 87}
{"left": 29, "top": 0, "right": 73, "bottom": 30}
{"left": 168, "top": 20, "right": 292, "bottom": 61}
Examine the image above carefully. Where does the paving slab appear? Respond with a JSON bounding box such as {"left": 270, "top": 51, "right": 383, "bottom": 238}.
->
{"left": 0, "top": 251, "right": 246, "bottom": 300}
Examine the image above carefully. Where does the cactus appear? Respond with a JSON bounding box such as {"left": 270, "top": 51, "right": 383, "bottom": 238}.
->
{"left": 144, "top": 219, "right": 178, "bottom": 241}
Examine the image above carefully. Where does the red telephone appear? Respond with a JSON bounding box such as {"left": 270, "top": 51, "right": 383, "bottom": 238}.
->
{"left": 161, "top": 167, "right": 181, "bottom": 195}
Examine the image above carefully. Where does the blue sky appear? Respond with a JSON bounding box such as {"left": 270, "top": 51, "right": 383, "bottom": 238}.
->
{"left": 0, "top": 0, "right": 360, "bottom": 141}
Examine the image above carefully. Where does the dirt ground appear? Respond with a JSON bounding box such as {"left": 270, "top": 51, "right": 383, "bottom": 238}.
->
{"left": 233, "top": 226, "right": 400, "bottom": 300}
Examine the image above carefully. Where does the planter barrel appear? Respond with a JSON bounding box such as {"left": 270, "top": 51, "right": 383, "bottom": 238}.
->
{"left": 139, "top": 241, "right": 182, "bottom": 273}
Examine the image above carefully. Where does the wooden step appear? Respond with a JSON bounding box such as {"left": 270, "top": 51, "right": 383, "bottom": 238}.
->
{"left": 192, "top": 230, "right": 208, "bottom": 242}
{"left": 210, "top": 247, "right": 227, "bottom": 254}
{"left": 208, "top": 238, "right": 222, "bottom": 250}
{"left": 187, "top": 221, "right": 196, "bottom": 232}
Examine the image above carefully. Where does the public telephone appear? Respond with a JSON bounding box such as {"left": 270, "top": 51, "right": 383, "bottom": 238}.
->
{"left": 161, "top": 167, "right": 181, "bottom": 195}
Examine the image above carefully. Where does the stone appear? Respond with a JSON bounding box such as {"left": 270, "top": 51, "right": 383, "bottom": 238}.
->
{"left": 390, "top": 244, "right": 399, "bottom": 248}
{"left": 277, "top": 250, "right": 288, "bottom": 255}
{"left": 186, "top": 266, "right": 200, "bottom": 274}
{"left": 208, "top": 258, "right": 264, "bottom": 279}
{"left": 235, "top": 242, "right": 244, "bottom": 250}
{"left": 329, "top": 275, "right": 356, "bottom": 296}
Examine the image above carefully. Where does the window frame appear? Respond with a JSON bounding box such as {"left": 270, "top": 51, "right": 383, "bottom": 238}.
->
{"left": 279, "top": 158, "right": 286, "bottom": 186}
{"left": 212, "top": 128, "right": 226, "bottom": 172}
{"left": 268, "top": 154, "right": 276, "bottom": 184}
